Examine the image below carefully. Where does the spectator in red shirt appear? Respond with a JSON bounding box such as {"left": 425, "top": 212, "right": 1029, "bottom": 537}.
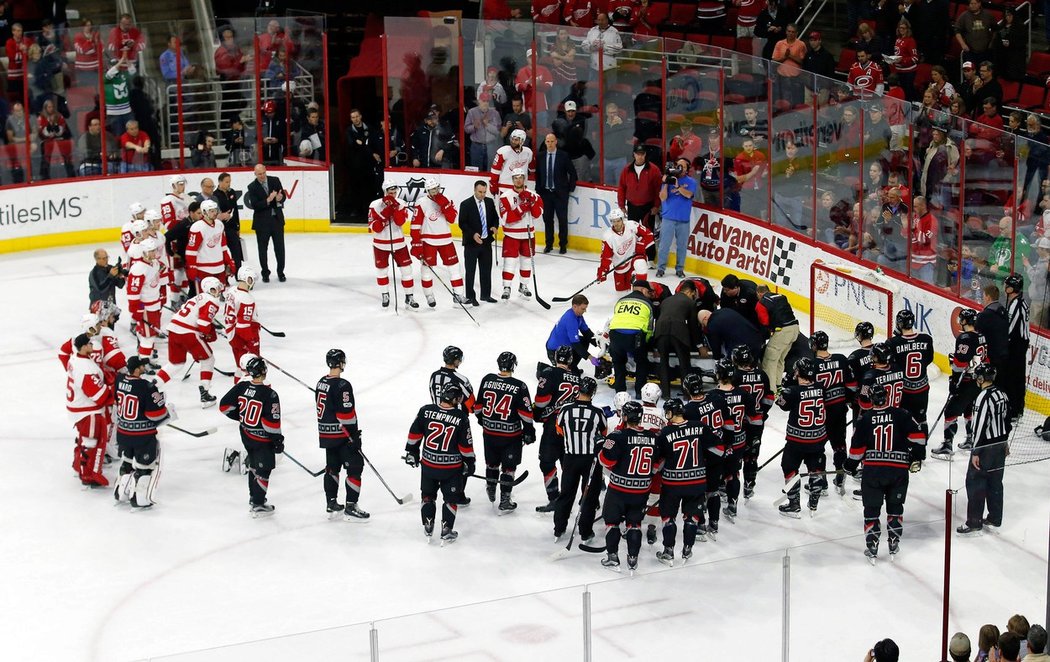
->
{"left": 107, "top": 14, "right": 145, "bottom": 65}
{"left": 668, "top": 116, "right": 703, "bottom": 165}
{"left": 533, "top": 0, "right": 564, "bottom": 25}
{"left": 633, "top": 0, "right": 660, "bottom": 37}
{"left": 258, "top": 19, "right": 297, "bottom": 71}
{"left": 847, "top": 46, "right": 885, "bottom": 97}
{"left": 515, "top": 48, "right": 554, "bottom": 121}
{"left": 891, "top": 19, "right": 919, "bottom": 101}
{"left": 733, "top": 0, "right": 764, "bottom": 38}
{"left": 73, "top": 19, "right": 102, "bottom": 87}
{"left": 910, "top": 195, "right": 938, "bottom": 282}
{"left": 618, "top": 144, "right": 663, "bottom": 230}
{"left": 564, "top": 0, "right": 596, "bottom": 28}
{"left": 5, "top": 23, "right": 33, "bottom": 102}
{"left": 734, "top": 138, "right": 768, "bottom": 220}
{"left": 120, "top": 120, "right": 152, "bottom": 173}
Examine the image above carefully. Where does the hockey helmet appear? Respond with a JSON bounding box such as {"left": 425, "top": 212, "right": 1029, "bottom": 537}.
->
{"left": 238, "top": 265, "right": 256, "bottom": 286}
{"left": 958, "top": 308, "right": 978, "bottom": 327}
{"left": 423, "top": 177, "right": 440, "bottom": 193}
{"left": 80, "top": 312, "right": 100, "bottom": 334}
{"left": 130, "top": 219, "right": 149, "bottom": 236}
{"left": 509, "top": 167, "right": 527, "bottom": 180}
{"left": 201, "top": 199, "right": 219, "bottom": 215}
{"left": 200, "top": 276, "right": 223, "bottom": 296}
{"left": 621, "top": 400, "right": 644, "bottom": 425}
{"left": 554, "top": 345, "right": 574, "bottom": 366}
{"left": 262, "top": 100, "right": 276, "bottom": 114}
{"left": 382, "top": 179, "right": 398, "bottom": 193}
{"left": 1004, "top": 273, "right": 1024, "bottom": 293}
{"left": 794, "top": 357, "right": 818, "bottom": 381}
{"left": 298, "top": 139, "right": 314, "bottom": 157}
{"left": 869, "top": 384, "right": 889, "bottom": 408}
{"left": 169, "top": 174, "right": 186, "bottom": 188}
{"left": 497, "top": 351, "right": 518, "bottom": 372}
{"left": 732, "top": 345, "right": 755, "bottom": 368}
{"left": 578, "top": 376, "right": 598, "bottom": 397}
{"left": 138, "top": 237, "right": 159, "bottom": 255}
{"left": 871, "top": 342, "right": 892, "bottom": 366}
{"left": 326, "top": 348, "right": 347, "bottom": 369}
{"left": 439, "top": 382, "right": 463, "bottom": 404}
{"left": 683, "top": 372, "right": 705, "bottom": 397}
{"left": 663, "top": 397, "right": 684, "bottom": 418}
{"left": 144, "top": 209, "right": 162, "bottom": 224}
{"left": 101, "top": 301, "right": 121, "bottom": 323}
{"left": 129, "top": 202, "right": 146, "bottom": 217}
{"left": 239, "top": 353, "right": 259, "bottom": 371}
{"left": 715, "top": 359, "right": 737, "bottom": 383}
{"left": 510, "top": 129, "right": 527, "bottom": 143}
{"left": 809, "top": 330, "right": 830, "bottom": 352}
{"left": 974, "top": 362, "right": 997, "bottom": 384}
{"left": 854, "top": 321, "right": 875, "bottom": 342}
{"left": 442, "top": 345, "right": 464, "bottom": 365}
{"left": 612, "top": 391, "right": 631, "bottom": 412}
{"left": 245, "top": 356, "right": 267, "bottom": 379}
{"left": 608, "top": 207, "right": 625, "bottom": 222}
{"left": 641, "top": 382, "right": 662, "bottom": 404}
{"left": 895, "top": 309, "right": 916, "bottom": 332}
{"left": 126, "top": 242, "right": 144, "bottom": 261}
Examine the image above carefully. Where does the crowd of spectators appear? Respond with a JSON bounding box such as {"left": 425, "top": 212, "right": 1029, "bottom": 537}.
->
{"left": 946, "top": 615, "right": 1048, "bottom": 662}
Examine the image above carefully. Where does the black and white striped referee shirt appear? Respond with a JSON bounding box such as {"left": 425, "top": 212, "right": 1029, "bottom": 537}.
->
{"left": 1007, "top": 296, "right": 1030, "bottom": 344}
{"left": 970, "top": 386, "right": 1011, "bottom": 447}
{"left": 556, "top": 401, "right": 608, "bottom": 455}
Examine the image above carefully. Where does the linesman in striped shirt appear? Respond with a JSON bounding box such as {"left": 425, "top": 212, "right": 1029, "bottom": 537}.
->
{"left": 1003, "top": 274, "right": 1029, "bottom": 421}
{"left": 552, "top": 376, "right": 607, "bottom": 543}
{"left": 957, "top": 364, "right": 1012, "bottom": 536}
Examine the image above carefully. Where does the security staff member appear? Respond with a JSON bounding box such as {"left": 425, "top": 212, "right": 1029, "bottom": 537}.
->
{"left": 1003, "top": 273, "right": 1029, "bottom": 421}
{"left": 756, "top": 283, "right": 799, "bottom": 389}
{"left": 957, "top": 364, "right": 1011, "bottom": 536}
{"left": 609, "top": 278, "right": 655, "bottom": 399}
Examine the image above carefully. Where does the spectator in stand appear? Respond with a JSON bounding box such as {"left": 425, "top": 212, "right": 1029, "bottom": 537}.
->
{"left": 516, "top": 48, "right": 554, "bottom": 123}
{"left": 479, "top": 66, "right": 508, "bottom": 110}
{"left": 260, "top": 99, "right": 286, "bottom": 166}
{"left": 346, "top": 109, "right": 381, "bottom": 217}
{"left": 972, "top": 61, "right": 1003, "bottom": 109}
{"left": 214, "top": 26, "right": 250, "bottom": 82}
{"left": 618, "top": 144, "right": 662, "bottom": 238}
{"left": 536, "top": 132, "right": 577, "bottom": 253}
{"left": 258, "top": 19, "right": 295, "bottom": 71}
{"left": 581, "top": 12, "right": 622, "bottom": 76}
{"left": 159, "top": 35, "right": 199, "bottom": 83}
{"left": 533, "top": 0, "right": 564, "bottom": 25}
{"left": 632, "top": 0, "right": 661, "bottom": 37}
{"left": 958, "top": 61, "right": 980, "bottom": 111}
{"left": 548, "top": 29, "right": 577, "bottom": 112}
{"left": 864, "top": 640, "right": 900, "bottom": 662}
{"left": 119, "top": 119, "right": 151, "bottom": 173}
{"left": 563, "top": 0, "right": 596, "bottom": 28}
{"left": 465, "top": 93, "right": 499, "bottom": 170}
{"left": 1021, "top": 114, "right": 1050, "bottom": 209}
{"left": 890, "top": 19, "right": 919, "bottom": 101}
{"left": 27, "top": 42, "right": 63, "bottom": 111}
{"left": 950, "top": 632, "right": 973, "bottom": 662}
{"left": 905, "top": 0, "right": 950, "bottom": 66}
{"left": 295, "top": 106, "right": 324, "bottom": 162}
{"left": 910, "top": 195, "right": 937, "bottom": 282}
{"left": 5, "top": 23, "right": 32, "bottom": 103}
{"left": 771, "top": 24, "right": 807, "bottom": 106}
{"left": 772, "top": 139, "right": 810, "bottom": 231}
{"left": 668, "top": 116, "right": 703, "bottom": 166}
{"left": 103, "top": 55, "right": 134, "bottom": 140}
{"left": 0, "top": 2, "right": 10, "bottom": 44}
{"left": 997, "top": 633, "right": 1023, "bottom": 662}
{"left": 876, "top": 186, "right": 909, "bottom": 270}
{"left": 803, "top": 31, "right": 836, "bottom": 100}
{"left": 979, "top": 625, "right": 1003, "bottom": 662}
{"left": 264, "top": 47, "right": 292, "bottom": 94}
{"left": 36, "top": 96, "right": 73, "bottom": 179}
{"left": 77, "top": 117, "right": 117, "bottom": 176}
{"left": 1027, "top": 625, "right": 1049, "bottom": 661}
{"left": 730, "top": 105, "right": 768, "bottom": 152}
{"left": 608, "top": 0, "right": 639, "bottom": 32}
{"left": 501, "top": 96, "right": 532, "bottom": 146}
{"left": 929, "top": 66, "right": 957, "bottom": 107}
{"left": 73, "top": 20, "right": 101, "bottom": 88}
{"left": 106, "top": 14, "right": 145, "bottom": 65}
{"left": 657, "top": 157, "right": 696, "bottom": 278}
{"left": 190, "top": 131, "right": 218, "bottom": 168}
{"left": 697, "top": 127, "right": 728, "bottom": 207}
{"left": 848, "top": 46, "right": 885, "bottom": 97}
{"left": 989, "top": 216, "right": 1030, "bottom": 289}
{"left": 1007, "top": 615, "right": 1031, "bottom": 658}
{"left": 993, "top": 7, "right": 1026, "bottom": 82}
{"left": 865, "top": 102, "right": 894, "bottom": 163}
{"left": 849, "top": 22, "right": 881, "bottom": 62}
{"left": 756, "top": 0, "right": 793, "bottom": 61}
{"left": 552, "top": 100, "right": 594, "bottom": 181}
{"left": 5, "top": 101, "right": 30, "bottom": 182}
{"left": 733, "top": 0, "right": 763, "bottom": 38}
{"left": 130, "top": 76, "right": 161, "bottom": 169}
{"left": 734, "top": 138, "right": 768, "bottom": 220}
{"left": 955, "top": 0, "right": 995, "bottom": 65}
{"left": 410, "top": 110, "right": 446, "bottom": 169}
{"left": 601, "top": 100, "right": 633, "bottom": 185}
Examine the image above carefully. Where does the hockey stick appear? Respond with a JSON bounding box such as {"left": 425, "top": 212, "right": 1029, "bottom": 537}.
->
{"left": 263, "top": 357, "right": 316, "bottom": 393}
{"left": 261, "top": 324, "right": 286, "bottom": 338}
{"left": 361, "top": 450, "right": 413, "bottom": 505}
{"left": 181, "top": 361, "right": 234, "bottom": 381}
{"left": 283, "top": 450, "right": 324, "bottom": 477}
{"left": 552, "top": 253, "right": 636, "bottom": 303}
{"left": 421, "top": 260, "right": 480, "bottom": 327}
{"left": 525, "top": 223, "right": 552, "bottom": 309}
{"left": 929, "top": 397, "right": 950, "bottom": 432}
{"left": 550, "top": 456, "right": 601, "bottom": 561}
{"left": 773, "top": 469, "right": 847, "bottom": 507}
{"left": 756, "top": 446, "right": 786, "bottom": 473}
{"left": 166, "top": 423, "right": 217, "bottom": 438}
{"left": 468, "top": 469, "right": 530, "bottom": 486}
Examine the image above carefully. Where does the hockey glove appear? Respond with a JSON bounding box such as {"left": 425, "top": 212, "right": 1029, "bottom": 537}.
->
{"left": 272, "top": 434, "right": 285, "bottom": 454}
{"left": 410, "top": 244, "right": 424, "bottom": 261}
{"left": 202, "top": 326, "right": 217, "bottom": 343}
{"left": 348, "top": 428, "right": 362, "bottom": 449}
{"left": 404, "top": 448, "right": 420, "bottom": 467}
{"left": 909, "top": 461, "right": 922, "bottom": 473}
{"left": 522, "top": 426, "right": 537, "bottom": 445}
{"left": 597, "top": 269, "right": 607, "bottom": 283}
{"left": 463, "top": 458, "right": 476, "bottom": 476}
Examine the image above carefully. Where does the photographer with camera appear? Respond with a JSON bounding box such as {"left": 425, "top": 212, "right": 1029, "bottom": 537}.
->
{"left": 89, "top": 248, "right": 127, "bottom": 306}
{"left": 657, "top": 157, "right": 696, "bottom": 278}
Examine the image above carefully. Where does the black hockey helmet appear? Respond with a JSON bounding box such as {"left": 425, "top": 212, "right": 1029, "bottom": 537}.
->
{"left": 714, "top": 359, "right": 737, "bottom": 383}
{"left": 326, "top": 348, "right": 346, "bottom": 369}
{"left": 1004, "top": 273, "right": 1023, "bottom": 293}
{"left": 554, "top": 344, "right": 574, "bottom": 366}
{"left": 578, "top": 376, "right": 598, "bottom": 397}
{"left": 869, "top": 384, "right": 889, "bottom": 408}
{"left": 958, "top": 308, "right": 978, "bottom": 327}
{"left": 974, "top": 362, "right": 997, "bottom": 384}
{"left": 663, "top": 397, "right": 684, "bottom": 418}
{"left": 442, "top": 345, "right": 463, "bottom": 365}
{"left": 683, "top": 372, "right": 705, "bottom": 397}
{"left": 621, "top": 400, "right": 644, "bottom": 425}
{"left": 895, "top": 309, "right": 916, "bottom": 332}
{"left": 731, "top": 344, "right": 755, "bottom": 368}
{"left": 246, "top": 356, "right": 267, "bottom": 379}
{"left": 854, "top": 321, "right": 875, "bottom": 342}
{"left": 809, "top": 330, "right": 830, "bottom": 352}
{"left": 794, "top": 357, "right": 817, "bottom": 381}
{"left": 440, "top": 382, "right": 463, "bottom": 403}
{"left": 871, "top": 342, "right": 892, "bottom": 366}
{"left": 497, "top": 351, "right": 518, "bottom": 372}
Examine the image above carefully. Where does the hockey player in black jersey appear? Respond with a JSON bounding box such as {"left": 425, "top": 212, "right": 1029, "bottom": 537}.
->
{"left": 655, "top": 398, "right": 721, "bottom": 565}
{"left": 857, "top": 343, "right": 905, "bottom": 410}
{"left": 429, "top": 345, "right": 477, "bottom": 506}
{"left": 887, "top": 310, "right": 935, "bottom": 437}
{"left": 733, "top": 345, "right": 772, "bottom": 499}
{"left": 474, "top": 351, "right": 535, "bottom": 512}
{"left": 316, "top": 349, "right": 370, "bottom": 521}
{"left": 847, "top": 321, "right": 877, "bottom": 416}
{"left": 534, "top": 345, "right": 581, "bottom": 511}
{"left": 405, "top": 383, "right": 476, "bottom": 543}
{"left": 845, "top": 384, "right": 926, "bottom": 562}
{"left": 114, "top": 356, "right": 170, "bottom": 509}
{"left": 219, "top": 357, "right": 283, "bottom": 517}
{"left": 810, "top": 331, "right": 855, "bottom": 496}
{"left": 598, "top": 400, "right": 658, "bottom": 572}
{"left": 933, "top": 309, "right": 989, "bottom": 459}
{"left": 957, "top": 364, "right": 1012, "bottom": 535}
{"left": 775, "top": 357, "right": 828, "bottom": 518}
{"left": 682, "top": 372, "right": 732, "bottom": 538}
{"left": 552, "top": 376, "right": 607, "bottom": 541}
{"left": 714, "top": 359, "right": 761, "bottom": 521}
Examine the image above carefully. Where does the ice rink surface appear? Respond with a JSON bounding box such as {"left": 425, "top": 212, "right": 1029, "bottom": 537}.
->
{"left": 2, "top": 234, "right": 1047, "bottom": 661}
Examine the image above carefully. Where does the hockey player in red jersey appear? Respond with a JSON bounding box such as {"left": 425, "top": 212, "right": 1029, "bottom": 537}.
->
{"left": 58, "top": 313, "right": 101, "bottom": 370}
{"left": 186, "top": 199, "right": 235, "bottom": 292}
{"left": 598, "top": 207, "right": 654, "bottom": 293}
{"left": 160, "top": 174, "right": 189, "bottom": 230}
{"left": 121, "top": 202, "right": 146, "bottom": 257}
{"left": 126, "top": 238, "right": 165, "bottom": 367}
{"left": 490, "top": 129, "right": 534, "bottom": 192}
{"left": 223, "top": 266, "right": 260, "bottom": 383}
{"left": 498, "top": 168, "right": 543, "bottom": 300}
{"left": 66, "top": 334, "right": 114, "bottom": 486}
{"left": 368, "top": 180, "right": 418, "bottom": 309}
{"left": 410, "top": 177, "right": 467, "bottom": 307}
{"left": 91, "top": 300, "right": 128, "bottom": 376}
{"left": 156, "top": 276, "right": 224, "bottom": 406}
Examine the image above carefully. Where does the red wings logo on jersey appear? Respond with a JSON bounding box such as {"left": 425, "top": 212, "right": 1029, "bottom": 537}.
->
{"left": 206, "top": 234, "right": 221, "bottom": 249}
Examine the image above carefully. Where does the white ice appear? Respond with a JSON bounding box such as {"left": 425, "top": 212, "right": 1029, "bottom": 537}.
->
{"left": 1, "top": 234, "right": 1047, "bottom": 662}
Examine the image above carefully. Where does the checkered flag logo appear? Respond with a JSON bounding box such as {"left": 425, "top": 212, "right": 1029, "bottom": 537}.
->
{"left": 770, "top": 238, "right": 797, "bottom": 286}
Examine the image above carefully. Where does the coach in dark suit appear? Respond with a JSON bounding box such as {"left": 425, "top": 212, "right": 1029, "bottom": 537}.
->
{"left": 458, "top": 179, "right": 500, "bottom": 305}
{"left": 243, "top": 163, "right": 286, "bottom": 282}
{"left": 535, "top": 132, "right": 577, "bottom": 254}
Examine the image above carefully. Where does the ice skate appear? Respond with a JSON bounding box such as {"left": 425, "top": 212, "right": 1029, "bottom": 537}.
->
{"left": 931, "top": 440, "right": 953, "bottom": 460}
{"left": 865, "top": 543, "right": 878, "bottom": 565}
{"left": 853, "top": 488, "right": 863, "bottom": 501}
{"left": 743, "top": 481, "right": 755, "bottom": 500}
{"left": 646, "top": 523, "right": 657, "bottom": 545}
{"left": 723, "top": 500, "right": 738, "bottom": 522}
{"left": 452, "top": 293, "right": 467, "bottom": 305}
{"left": 344, "top": 503, "right": 370, "bottom": 522}
{"left": 696, "top": 524, "right": 709, "bottom": 542}
{"left": 498, "top": 494, "right": 517, "bottom": 515}
{"left": 404, "top": 294, "right": 419, "bottom": 309}
{"left": 250, "top": 503, "right": 275, "bottom": 518}
{"left": 381, "top": 293, "right": 390, "bottom": 308}
{"left": 519, "top": 283, "right": 531, "bottom": 298}
{"left": 199, "top": 385, "right": 217, "bottom": 408}
{"left": 833, "top": 473, "right": 846, "bottom": 497}
{"left": 982, "top": 518, "right": 1001, "bottom": 534}
{"left": 626, "top": 555, "right": 638, "bottom": 575}
{"left": 425, "top": 293, "right": 436, "bottom": 308}
{"left": 681, "top": 545, "right": 693, "bottom": 562}
{"left": 130, "top": 494, "right": 153, "bottom": 509}
{"left": 779, "top": 497, "right": 802, "bottom": 519}
{"left": 440, "top": 526, "right": 458, "bottom": 546}
{"left": 656, "top": 546, "right": 674, "bottom": 567}
{"left": 535, "top": 499, "right": 556, "bottom": 513}
{"left": 958, "top": 436, "right": 974, "bottom": 451}
{"left": 222, "top": 448, "right": 240, "bottom": 473}
{"left": 326, "top": 500, "right": 344, "bottom": 518}
{"left": 424, "top": 519, "right": 435, "bottom": 542}
{"left": 807, "top": 491, "right": 820, "bottom": 516}
{"left": 601, "top": 552, "right": 621, "bottom": 572}
{"left": 888, "top": 538, "right": 900, "bottom": 559}
{"left": 486, "top": 482, "right": 497, "bottom": 503}
{"left": 707, "top": 521, "right": 719, "bottom": 540}
{"left": 501, "top": 286, "right": 511, "bottom": 300}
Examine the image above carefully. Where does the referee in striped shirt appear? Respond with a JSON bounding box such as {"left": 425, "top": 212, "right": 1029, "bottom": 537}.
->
{"left": 552, "top": 376, "right": 608, "bottom": 543}
{"left": 957, "top": 363, "right": 1012, "bottom": 536}
{"left": 1003, "top": 274, "right": 1029, "bottom": 421}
